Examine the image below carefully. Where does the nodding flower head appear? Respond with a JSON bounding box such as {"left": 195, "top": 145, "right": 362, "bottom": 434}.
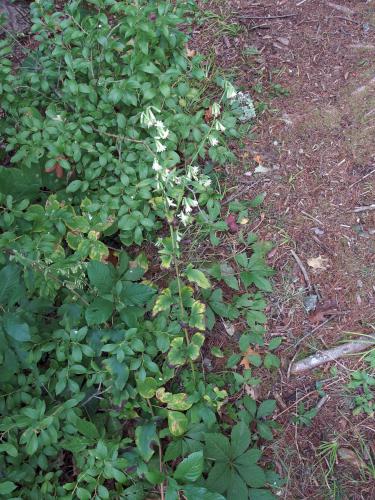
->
{"left": 152, "top": 158, "right": 162, "bottom": 172}
{"left": 155, "top": 140, "right": 166, "bottom": 153}
{"left": 177, "top": 211, "right": 190, "bottom": 226}
{"left": 140, "top": 107, "right": 157, "bottom": 128}
{"left": 156, "top": 127, "right": 169, "bottom": 140}
{"left": 211, "top": 102, "right": 221, "bottom": 117}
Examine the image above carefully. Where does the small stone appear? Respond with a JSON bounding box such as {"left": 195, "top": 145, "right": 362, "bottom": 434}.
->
{"left": 277, "top": 37, "right": 290, "bottom": 46}
{"left": 304, "top": 295, "right": 318, "bottom": 313}
{"left": 312, "top": 227, "right": 324, "bottom": 236}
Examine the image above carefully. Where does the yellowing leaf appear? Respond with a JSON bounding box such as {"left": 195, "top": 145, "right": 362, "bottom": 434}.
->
{"left": 185, "top": 265, "right": 211, "bottom": 289}
{"left": 189, "top": 301, "right": 206, "bottom": 330}
{"left": 152, "top": 288, "right": 174, "bottom": 316}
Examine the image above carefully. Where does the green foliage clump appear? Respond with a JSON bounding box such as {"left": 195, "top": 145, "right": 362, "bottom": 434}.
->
{"left": 0, "top": 1, "right": 282, "bottom": 498}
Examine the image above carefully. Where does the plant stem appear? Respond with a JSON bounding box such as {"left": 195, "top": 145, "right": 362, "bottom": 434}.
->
{"left": 169, "top": 224, "right": 196, "bottom": 383}
{"left": 146, "top": 400, "right": 165, "bottom": 500}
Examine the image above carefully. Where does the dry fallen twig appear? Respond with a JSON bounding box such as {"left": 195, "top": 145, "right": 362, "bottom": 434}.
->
{"left": 236, "top": 13, "right": 297, "bottom": 21}
{"left": 290, "top": 249, "right": 312, "bottom": 291}
{"left": 290, "top": 336, "right": 375, "bottom": 374}
{"left": 349, "top": 168, "right": 375, "bottom": 188}
{"left": 353, "top": 204, "right": 375, "bottom": 213}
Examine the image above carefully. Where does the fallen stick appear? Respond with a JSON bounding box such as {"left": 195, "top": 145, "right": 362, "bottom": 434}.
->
{"left": 290, "top": 249, "right": 312, "bottom": 292}
{"left": 290, "top": 336, "right": 375, "bottom": 374}
{"left": 353, "top": 204, "right": 375, "bottom": 213}
{"left": 237, "top": 13, "right": 297, "bottom": 21}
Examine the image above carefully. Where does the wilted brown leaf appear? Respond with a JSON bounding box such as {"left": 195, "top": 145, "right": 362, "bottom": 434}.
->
{"left": 186, "top": 46, "right": 196, "bottom": 58}
{"left": 226, "top": 214, "right": 239, "bottom": 233}
{"left": 307, "top": 255, "right": 329, "bottom": 270}
{"left": 240, "top": 347, "right": 257, "bottom": 370}
{"left": 204, "top": 107, "right": 213, "bottom": 123}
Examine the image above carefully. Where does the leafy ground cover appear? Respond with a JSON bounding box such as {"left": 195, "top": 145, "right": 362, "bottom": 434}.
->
{"left": 0, "top": 1, "right": 284, "bottom": 499}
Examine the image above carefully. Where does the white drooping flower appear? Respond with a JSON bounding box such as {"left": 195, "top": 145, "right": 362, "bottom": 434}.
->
{"left": 209, "top": 136, "right": 219, "bottom": 147}
{"left": 190, "top": 166, "right": 199, "bottom": 179}
{"left": 201, "top": 177, "right": 212, "bottom": 188}
{"left": 211, "top": 102, "right": 221, "bottom": 117}
{"left": 140, "top": 107, "right": 157, "bottom": 128}
{"left": 183, "top": 198, "right": 198, "bottom": 213}
{"left": 152, "top": 158, "right": 162, "bottom": 171}
{"left": 155, "top": 140, "right": 166, "bottom": 152}
{"left": 156, "top": 126, "right": 169, "bottom": 140}
{"left": 177, "top": 211, "right": 190, "bottom": 226}
{"left": 166, "top": 197, "right": 176, "bottom": 207}
{"left": 215, "top": 121, "right": 226, "bottom": 132}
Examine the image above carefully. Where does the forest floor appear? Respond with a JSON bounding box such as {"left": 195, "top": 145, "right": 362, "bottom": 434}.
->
{"left": 192, "top": 0, "right": 375, "bottom": 498}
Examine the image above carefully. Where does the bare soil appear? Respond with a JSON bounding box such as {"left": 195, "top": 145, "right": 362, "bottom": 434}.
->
{"left": 193, "top": 0, "right": 375, "bottom": 498}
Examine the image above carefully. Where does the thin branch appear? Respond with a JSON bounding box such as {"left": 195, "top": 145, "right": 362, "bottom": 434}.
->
{"left": 353, "top": 204, "right": 375, "bottom": 213}
{"left": 290, "top": 249, "right": 312, "bottom": 291}
{"left": 290, "top": 336, "right": 375, "bottom": 374}
{"left": 237, "top": 13, "right": 297, "bottom": 21}
{"left": 349, "top": 168, "right": 375, "bottom": 188}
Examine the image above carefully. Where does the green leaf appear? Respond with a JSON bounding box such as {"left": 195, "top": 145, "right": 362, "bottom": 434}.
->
{"left": 243, "top": 396, "right": 257, "bottom": 418}
{"left": 189, "top": 301, "right": 206, "bottom": 330}
{"left": 75, "top": 418, "right": 99, "bottom": 439}
{"left": 268, "top": 337, "right": 282, "bottom": 351}
{"left": 77, "top": 487, "right": 91, "bottom": 500}
{"left": 122, "top": 282, "right": 155, "bottom": 306}
{"left": 3, "top": 314, "right": 30, "bottom": 342}
{"left": 252, "top": 275, "right": 272, "bottom": 292}
{"left": 264, "top": 353, "right": 280, "bottom": 369}
{"left": 256, "top": 422, "right": 274, "bottom": 441}
{"left": 235, "top": 448, "right": 262, "bottom": 466}
{"left": 104, "top": 358, "right": 129, "bottom": 390}
{"left": 0, "top": 443, "right": 18, "bottom": 457}
{"left": 109, "top": 88, "right": 122, "bottom": 104}
{"left": 0, "top": 481, "right": 16, "bottom": 495}
{"left": 205, "top": 433, "right": 230, "bottom": 461}
{"left": 257, "top": 400, "right": 276, "bottom": 419}
{"left": 135, "top": 423, "right": 158, "bottom": 462}
{"left": 235, "top": 462, "right": 266, "bottom": 488}
{"left": 231, "top": 421, "right": 251, "bottom": 458}
{"left": 137, "top": 377, "right": 158, "bottom": 399}
{"left": 0, "top": 264, "right": 22, "bottom": 307}
{"left": 66, "top": 180, "right": 82, "bottom": 193}
{"left": 168, "top": 411, "right": 188, "bottom": 437}
{"left": 227, "top": 470, "right": 248, "bottom": 500}
{"left": 25, "top": 433, "right": 38, "bottom": 455}
{"left": 85, "top": 298, "right": 113, "bottom": 325}
{"left": 174, "top": 451, "right": 203, "bottom": 483}
{"left": 185, "top": 266, "right": 211, "bottom": 289}
{"left": 206, "top": 462, "right": 230, "bottom": 494}
{"left": 87, "top": 261, "right": 115, "bottom": 294}
{"left": 211, "top": 347, "right": 224, "bottom": 358}
{"left": 249, "top": 489, "right": 277, "bottom": 500}
{"left": 249, "top": 193, "right": 266, "bottom": 207}
{"left": 183, "top": 486, "right": 226, "bottom": 500}
{"left": 118, "top": 214, "right": 138, "bottom": 230}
